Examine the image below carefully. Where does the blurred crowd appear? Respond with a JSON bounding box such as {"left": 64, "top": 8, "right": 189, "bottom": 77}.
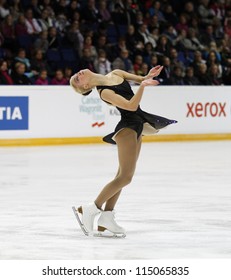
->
{"left": 1, "top": 0, "right": 231, "bottom": 86}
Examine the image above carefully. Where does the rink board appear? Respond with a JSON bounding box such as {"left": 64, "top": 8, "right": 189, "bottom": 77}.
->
{"left": 0, "top": 86, "right": 231, "bottom": 145}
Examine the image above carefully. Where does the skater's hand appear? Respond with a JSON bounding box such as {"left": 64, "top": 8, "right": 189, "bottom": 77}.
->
{"left": 141, "top": 78, "right": 159, "bottom": 87}
{"left": 144, "top": 65, "right": 163, "bottom": 79}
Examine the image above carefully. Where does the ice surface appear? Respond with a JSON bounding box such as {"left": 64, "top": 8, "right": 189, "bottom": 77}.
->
{"left": 0, "top": 141, "right": 231, "bottom": 259}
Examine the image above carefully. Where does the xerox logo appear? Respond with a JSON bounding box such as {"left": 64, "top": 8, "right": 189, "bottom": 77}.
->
{"left": 186, "top": 102, "right": 227, "bottom": 118}
{"left": 0, "top": 97, "right": 29, "bottom": 130}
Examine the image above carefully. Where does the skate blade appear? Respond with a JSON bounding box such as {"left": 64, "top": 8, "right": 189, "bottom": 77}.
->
{"left": 93, "top": 231, "right": 126, "bottom": 239}
{"left": 72, "top": 206, "right": 89, "bottom": 236}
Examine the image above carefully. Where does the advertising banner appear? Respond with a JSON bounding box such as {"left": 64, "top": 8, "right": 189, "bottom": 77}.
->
{"left": 0, "top": 96, "right": 28, "bottom": 131}
{"left": 0, "top": 86, "right": 231, "bottom": 140}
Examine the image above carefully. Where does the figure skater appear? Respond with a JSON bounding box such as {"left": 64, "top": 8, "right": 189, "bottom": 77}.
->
{"left": 70, "top": 66, "right": 177, "bottom": 237}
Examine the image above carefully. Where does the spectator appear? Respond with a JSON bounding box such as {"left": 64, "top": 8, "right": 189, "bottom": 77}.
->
{"left": 0, "top": 14, "right": 17, "bottom": 53}
{"left": 94, "top": 34, "right": 114, "bottom": 62}
{"left": 79, "top": 48, "right": 96, "bottom": 72}
{"left": 46, "top": 5, "right": 55, "bottom": 21}
{"left": 111, "top": 3, "right": 128, "bottom": 25}
{"left": 137, "top": 62, "right": 149, "bottom": 76}
{"left": 27, "top": 0, "right": 42, "bottom": 18}
{"left": 148, "top": 54, "right": 159, "bottom": 69}
{"left": 196, "top": 63, "right": 212, "bottom": 85}
{"left": 92, "top": 22, "right": 107, "bottom": 42}
{"left": 54, "top": 0, "right": 68, "bottom": 17}
{"left": 200, "top": 24, "right": 215, "bottom": 46}
{"left": 122, "top": 0, "right": 139, "bottom": 26}
{"left": 54, "top": 13, "right": 69, "bottom": 37}
{"left": 209, "top": 63, "right": 223, "bottom": 85}
{"left": 81, "top": 0, "right": 100, "bottom": 27}
{"left": 47, "top": 26, "right": 60, "bottom": 49}
{"left": 64, "top": 66, "right": 73, "bottom": 81}
{"left": 66, "top": 21, "right": 83, "bottom": 52}
{"left": 149, "top": 26, "right": 159, "bottom": 43}
{"left": 163, "top": 24, "right": 177, "bottom": 42}
{"left": 219, "top": 37, "right": 231, "bottom": 66}
{"left": 9, "top": 0, "right": 23, "bottom": 21}
{"left": 133, "top": 54, "right": 143, "bottom": 74}
{"left": 222, "top": 66, "right": 231, "bottom": 85}
{"left": 212, "top": 17, "right": 223, "bottom": 40}
{"left": 135, "top": 23, "right": 156, "bottom": 48}
{"left": 148, "top": 1, "right": 165, "bottom": 22}
{"left": 13, "top": 48, "right": 31, "bottom": 71}
{"left": 30, "top": 48, "right": 51, "bottom": 75}
{"left": 24, "top": 8, "right": 42, "bottom": 35}
{"left": 205, "top": 41, "right": 222, "bottom": 58}
{"left": 210, "top": 0, "right": 225, "bottom": 20}
{"left": 0, "top": 59, "right": 13, "bottom": 84}
{"left": 98, "top": 0, "right": 111, "bottom": 23}
{"left": 191, "top": 50, "right": 206, "bottom": 76}
{"left": 175, "top": 14, "right": 189, "bottom": 33}
{"left": 166, "top": 66, "right": 185, "bottom": 85}
{"left": 148, "top": 14, "right": 160, "bottom": 31}
{"left": 94, "top": 49, "right": 111, "bottom": 74}
{"left": 155, "top": 35, "right": 171, "bottom": 56}
{"left": 184, "top": 67, "right": 200, "bottom": 85}
{"left": 187, "top": 28, "right": 205, "bottom": 52}
{"left": 50, "top": 69, "right": 68, "bottom": 85}
{"left": 206, "top": 50, "right": 223, "bottom": 77}
{"left": 112, "top": 49, "right": 133, "bottom": 72}
{"left": 224, "top": 18, "right": 231, "bottom": 37}
{"left": 125, "top": 24, "right": 139, "bottom": 55}
{"left": 81, "top": 35, "right": 97, "bottom": 60}
{"left": 39, "top": 0, "right": 53, "bottom": 11}
{"left": 13, "top": 48, "right": 38, "bottom": 78}
{"left": 173, "top": 29, "right": 192, "bottom": 51}
{"left": 162, "top": 4, "right": 178, "bottom": 26}
{"left": 11, "top": 62, "right": 32, "bottom": 85}
{"left": 37, "top": 8, "right": 54, "bottom": 31}
{"left": 67, "top": 0, "right": 80, "bottom": 21}
{"left": 190, "top": 17, "right": 200, "bottom": 34}
{"left": 15, "top": 14, "right": 29, "bottom": 36}
{"left": 113, "top": 36, "right": 128, "bottom": 59}
{"left": 198, "top": 0, "right": 214, "bottom": 26}
{"left": 143, "top": 42, "right": 155, "bottom": 65}
{"left": 95, "top": 34, "right": 108, "bottom": 53}
{"left": 159, "top": 56, "right": 171, "bottom": 84}
{"left": 35, "top": 69, "right": 49, "bottom": 85}
{"left": 183, "top": 1, "right": 195, "bottom": 22}
{"left": 0, "top": 0, "right": 231, "bottom": 86}
{"left": 33, "top": 30, "right": 49, "bottom": 53}
{"left": 169, "top": 48, "right": 185, "bottom": 72}
{"left": 0, "top": 0, "right": 10, "bottom": 19}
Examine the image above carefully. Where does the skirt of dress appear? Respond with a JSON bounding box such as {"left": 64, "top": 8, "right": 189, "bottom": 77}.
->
{"left": 103, "top": 109, "right": 177, "bottom": 144}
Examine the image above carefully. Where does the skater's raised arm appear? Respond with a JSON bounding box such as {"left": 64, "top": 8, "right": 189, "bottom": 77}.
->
{"left": 112, "top": 65, "right": 163, "bottom": 84}
{"left": 100, "top": 78, "right": 159, "bottom": 111}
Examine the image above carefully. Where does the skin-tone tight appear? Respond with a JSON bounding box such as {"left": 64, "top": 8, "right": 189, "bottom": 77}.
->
{"left": 94, "top": 128, "right": 142, "bottom": 211}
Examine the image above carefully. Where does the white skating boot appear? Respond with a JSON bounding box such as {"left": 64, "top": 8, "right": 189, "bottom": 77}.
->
{"left": 72, "top": 203, "right": 101, "bottom": 235}
{"left": 97, "top": 211, "right": 126, "bottom": 238}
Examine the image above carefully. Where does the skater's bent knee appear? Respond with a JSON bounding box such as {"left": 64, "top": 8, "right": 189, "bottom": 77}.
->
{"left": 118, "top": 173, "right": 133, "bottom": 186}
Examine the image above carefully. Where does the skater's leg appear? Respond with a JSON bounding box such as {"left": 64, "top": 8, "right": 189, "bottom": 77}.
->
{"left": 104, "top": 136, "right": 142, "bottom": 211}
{"left": 104, "top": 190, "right": 122, "bottom": 211}
{"left": 94, "top": 128, "right": 138, "bottom": 209}
{"left": 104, "top": 168, "right": 121, "bottom": 211}
{"left": 136, "top": 135, "right": 142, "bottom": 160}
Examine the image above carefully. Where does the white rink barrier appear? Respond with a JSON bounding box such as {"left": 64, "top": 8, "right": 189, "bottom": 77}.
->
{"left": 0, "top": 85, "right": 231, "bottom": 145}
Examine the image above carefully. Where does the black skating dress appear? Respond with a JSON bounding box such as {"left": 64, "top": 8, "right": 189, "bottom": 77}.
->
{"left": 97, "top": 80, "right": 177, "bottom": 144}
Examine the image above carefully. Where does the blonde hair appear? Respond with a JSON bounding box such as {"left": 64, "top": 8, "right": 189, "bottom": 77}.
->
{"left": 69, "top": 75, "right": 92, "bottom": 95}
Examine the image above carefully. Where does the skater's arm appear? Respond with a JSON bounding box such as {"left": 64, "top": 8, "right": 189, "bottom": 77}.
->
{"left": 112, "top": 66, "right": 163, "bottom": 84}
{"left": 101, "top": 79, "right": 159, "bottom": 111}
